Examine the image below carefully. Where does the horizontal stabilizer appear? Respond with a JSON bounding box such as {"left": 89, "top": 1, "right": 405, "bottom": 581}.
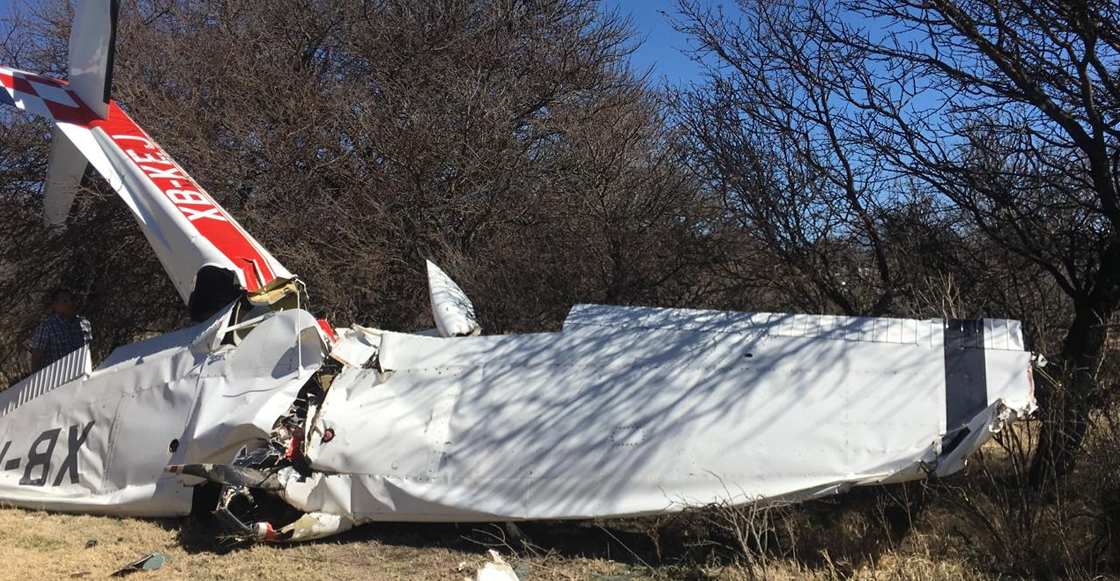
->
{"left": 43, "top": 130, "right": 91, "bottom": 225}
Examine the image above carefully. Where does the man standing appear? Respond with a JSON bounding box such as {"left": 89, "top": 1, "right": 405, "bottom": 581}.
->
{"left": 30, "top": 287, "right": 92, "bottom": 372}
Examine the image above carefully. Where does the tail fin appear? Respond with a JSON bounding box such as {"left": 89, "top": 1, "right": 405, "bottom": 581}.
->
{"left": 1, "top": 1, "right": 294, "bottom": 309}
{"left": 42, "top": 0, "right": 118, "bottom": 224}
{"left": 68, "top": 0, "right": 119, "bottom": 120}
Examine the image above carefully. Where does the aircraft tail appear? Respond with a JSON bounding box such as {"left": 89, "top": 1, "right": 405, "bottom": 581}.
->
{"left": 0, "top": 0, "right": 293, "bottom": 315}
{"left": 40, "top": 0, "right": 118, "bottom": 225}
{"left": 68, "top": 0, "right": 118, "bottom": 120}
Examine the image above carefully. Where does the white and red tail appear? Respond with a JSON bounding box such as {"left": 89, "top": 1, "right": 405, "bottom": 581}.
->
{"left": 0, "top": 0, "right": 291, "bottom": 319}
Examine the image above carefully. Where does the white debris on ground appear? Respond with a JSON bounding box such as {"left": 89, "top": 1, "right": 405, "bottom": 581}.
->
{"left": 475, "top": 550, "right": 519, "bottom": 581}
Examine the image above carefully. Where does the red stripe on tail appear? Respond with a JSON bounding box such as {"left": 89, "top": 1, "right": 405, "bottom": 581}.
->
{"left": 92, "top": 102, "right": 277, "bottom": 290}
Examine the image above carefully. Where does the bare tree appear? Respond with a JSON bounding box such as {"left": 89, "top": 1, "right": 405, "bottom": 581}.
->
{"left": 838, "top": 0, "right": 1120, "bottom": 484}
{"left": 672, "top": 0, "right": 916, "bottom": 317}
{"left": 674, "top": 0, "right": 1120, "bottom": 482}
{"left": 0, "top": 0, "right": 713, "bottom": 383}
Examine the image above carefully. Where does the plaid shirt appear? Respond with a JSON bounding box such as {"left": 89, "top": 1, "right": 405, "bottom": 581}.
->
{"left": 31, "top": 314, "right": 92, "bottom": 368}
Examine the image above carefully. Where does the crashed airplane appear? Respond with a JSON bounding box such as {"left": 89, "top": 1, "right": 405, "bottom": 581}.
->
{"left": 0, "top": 0, "right": 1035, "bottom": 542}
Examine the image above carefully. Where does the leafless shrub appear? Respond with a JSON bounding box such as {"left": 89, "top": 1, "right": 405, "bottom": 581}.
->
{"left": 659, "top": 494, "right": 797, "bottom": 581}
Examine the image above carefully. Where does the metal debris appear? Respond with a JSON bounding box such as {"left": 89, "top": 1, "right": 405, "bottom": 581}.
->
{"left": 110, "top": 552, "right": 170, "bottom": 577}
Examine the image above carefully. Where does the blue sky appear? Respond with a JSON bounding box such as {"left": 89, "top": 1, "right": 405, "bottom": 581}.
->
{"left": 602, "top": 0, "right": 708, "bottom": 87}
{"left": 0, "top": 0, "right": 19, "bottom": 17}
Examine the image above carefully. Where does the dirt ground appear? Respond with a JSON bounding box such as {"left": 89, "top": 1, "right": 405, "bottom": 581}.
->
{"left": 0, "top": 503, "right": 992, "bottom": 581}
{"left": 0, "top": 507, "right": 691, "bottom": 581}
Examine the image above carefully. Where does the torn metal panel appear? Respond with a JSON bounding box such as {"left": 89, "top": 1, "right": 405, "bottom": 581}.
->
{"left": 0, "top": 304, "right": 322, "bottom": 516}
{"left": 328, "top": 326, "right": 380, "bottom": 368}
{"left": 178, "top": 309, "right": 325, "bottom": 466}
{"left": 934, "top": 400, "right": 1029, "bottom": 477}
{"left": 277, "top": 512, "right": 355, "bottom": 542}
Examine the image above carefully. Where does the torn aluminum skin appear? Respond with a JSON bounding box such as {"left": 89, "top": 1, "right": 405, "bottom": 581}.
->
{"left": 0, "top": 304, "right": 324, "bottom": 516}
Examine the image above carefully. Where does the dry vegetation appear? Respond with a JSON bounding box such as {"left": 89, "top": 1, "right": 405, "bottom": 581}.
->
{"left": 0, "top": 487, "right": 1003, "bottom": 580}
{"left": 0, "top": 500, "right": 989, "bottom": 581}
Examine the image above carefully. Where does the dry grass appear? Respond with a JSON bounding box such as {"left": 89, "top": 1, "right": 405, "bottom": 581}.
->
{"left": 0, "top": 508, "right": 662, "bottom": 581}
{"left": 0, "top": 508, "right": 479, "bottom": 580}
{"left": 0, "top": 505, "right": 995, "bottom": 581}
